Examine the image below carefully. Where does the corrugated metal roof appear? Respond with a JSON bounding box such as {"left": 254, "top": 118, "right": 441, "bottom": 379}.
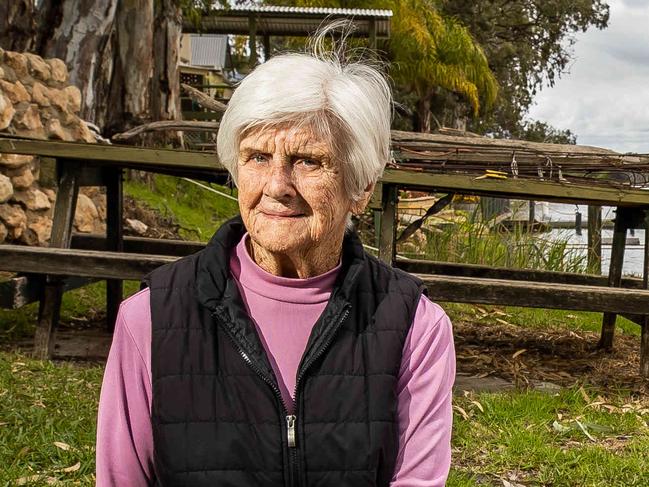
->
{"left": 190, "top": 34, "right": 228, "bottom": 69}
{"left": 215, "top": 5, "right": 393, "bottom": 18}
{"left": 184, "top": 5, "right": 392, "bottom": 38}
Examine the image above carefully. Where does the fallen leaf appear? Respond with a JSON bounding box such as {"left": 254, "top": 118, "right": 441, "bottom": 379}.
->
{"left": 16, "top": 476, "right": 43, "bottom": 485}
{"left": 53, "top": 441, "right": 70, "bottom": 451}
{"left": 63, "top": 462, "right": 81, "bottom": 473}
{"left": 453, "top": 405, "right": 470, "bottom": 420}
{"left": 470, "top": 400, "right": 485, "bottom": 413}
{"left": 575, "top": 420, "right": 596, "bottom": 441}
{"left": 552, "top": 420, "right": 570, "bottom": 433}
{"left": 512, "top": 349, "right": 527, "bottom": 359}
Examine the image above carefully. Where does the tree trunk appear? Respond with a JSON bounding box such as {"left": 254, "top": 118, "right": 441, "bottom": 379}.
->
{"left": 104, "top": 0, "right": 154, "bottom": 135}
{"left": 151, "top": 0, "right": 182, "bottom": 146}
{"left": 416, "top": 96, "right": 432, "bottom": 133}
{"left": 0, "top": 0, "right": 37, "bottom": 52}
{"left": 38, "top": 0, "right": 119, "bottom": 126}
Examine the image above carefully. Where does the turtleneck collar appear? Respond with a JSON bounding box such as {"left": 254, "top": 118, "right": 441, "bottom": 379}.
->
{"left": 230, "top": 234, "right": 341, "bottom": 304}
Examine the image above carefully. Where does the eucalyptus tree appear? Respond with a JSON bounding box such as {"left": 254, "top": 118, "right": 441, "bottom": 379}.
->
{"left": 0, "top": 0, "right": 218, "bottom": 138}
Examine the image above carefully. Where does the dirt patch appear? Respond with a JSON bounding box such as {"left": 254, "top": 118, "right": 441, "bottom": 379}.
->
{"left": 122, "top": 195, "right": 183, "bottom": 240}
{"left": 455, "top": 319, "right": 649, "bottom": 394}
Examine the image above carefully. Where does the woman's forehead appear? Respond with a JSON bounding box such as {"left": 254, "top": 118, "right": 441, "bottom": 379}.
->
{"left": 239, "top": 124, "right": 332, "bottom": 154}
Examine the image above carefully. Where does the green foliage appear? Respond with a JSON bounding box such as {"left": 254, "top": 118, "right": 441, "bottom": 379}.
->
{"left": 404, "top": 212, "right": 587, "bottom": 273}
{"left": 517, "top": 119, "right": 578, "bottom": 145}
{"left": 269, "top": 0, "right": 498, "bottom": 129}
{"left": 439, "top": 0, "right": 610, "bottom": 137}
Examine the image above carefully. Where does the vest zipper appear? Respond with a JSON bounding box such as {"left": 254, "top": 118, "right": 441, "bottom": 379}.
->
{"left": 286, "top": 415, "right": 297, "bottom": 447}
{"left": 214, "top": 303, "right": 350, "bottom": 487}
{"left": 213, "top": 309, "right": 297, "bottom": 487}
{"left": 293, "top": 306, "right": 351, "bottom": 400}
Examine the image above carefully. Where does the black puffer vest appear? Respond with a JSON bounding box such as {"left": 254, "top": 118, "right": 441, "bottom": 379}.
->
{"left": 144, "top": 217, "right": 425, "bottom": 487}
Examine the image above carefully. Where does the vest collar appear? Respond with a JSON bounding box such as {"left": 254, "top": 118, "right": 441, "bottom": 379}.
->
{"left": 195, "top": 216, "right": 367, "bottom": 399}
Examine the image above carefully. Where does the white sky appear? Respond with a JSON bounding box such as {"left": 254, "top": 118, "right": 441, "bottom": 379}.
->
{"left": 527, "top": 0, "right": 649, "bottom": 153}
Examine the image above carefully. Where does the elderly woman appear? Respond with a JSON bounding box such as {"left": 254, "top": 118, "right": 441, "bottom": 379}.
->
{"left": 96, "top": 36, "right": 455, "bottom": 487}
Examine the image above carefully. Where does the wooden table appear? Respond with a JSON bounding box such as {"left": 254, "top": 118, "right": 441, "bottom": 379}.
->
{"left": 1, "top": 134, "right": 648, "bottom": 377}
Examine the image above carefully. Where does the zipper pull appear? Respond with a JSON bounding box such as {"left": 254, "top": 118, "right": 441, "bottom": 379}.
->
{"left": 286, "top": 414, "right": 296, "bottom": 448}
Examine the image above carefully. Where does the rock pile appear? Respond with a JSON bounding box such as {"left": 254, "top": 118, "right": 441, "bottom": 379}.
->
{"left": 0, "top": 48, "right": 105, "bottom": 246}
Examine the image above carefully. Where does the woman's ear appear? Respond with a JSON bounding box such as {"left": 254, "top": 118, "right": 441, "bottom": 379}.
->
{"left": 350, "top": 182, "right": 376, "bottom": 215}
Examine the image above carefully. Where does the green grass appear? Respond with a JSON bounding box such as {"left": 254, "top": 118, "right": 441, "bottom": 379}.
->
{"left": 0, "top": 353, "right": 103, "bottom": 485}
{"left": 449, "top": 388, "right": 649, "bottom": 486}
{"left": 124, "top": 174, "right": 239, "bottom": 241}
{"left": 0, "top": 281, "right": 142, "bottom": 343}
{"left": 1, "top": 350, "right": 647, "bottom": 486}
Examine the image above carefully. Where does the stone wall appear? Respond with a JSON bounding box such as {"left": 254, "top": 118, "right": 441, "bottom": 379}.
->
{"left": 0, "top": 48, "right": 105, "bottom": 246}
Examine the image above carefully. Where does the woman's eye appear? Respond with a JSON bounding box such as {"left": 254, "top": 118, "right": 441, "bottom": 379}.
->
{"left": 252, "top": 154, "right": 268, "bottom": 164}
{"left": 297, "top": 158, "right": 320, "bottom": 169}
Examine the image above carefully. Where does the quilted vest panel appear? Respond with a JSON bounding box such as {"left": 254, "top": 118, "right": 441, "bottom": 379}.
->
{"left": 145, "top": 217, "right": 424, "bottom": 487}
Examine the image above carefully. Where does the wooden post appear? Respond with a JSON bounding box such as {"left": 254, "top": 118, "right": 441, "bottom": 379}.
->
{"left": 588, "top": 205, "right": 602, "bottom": 274}
{"left": 598, "top": 206, "right": 629, "bottom": 350}
{"left": 641, "top": 210, "right": 649, "bottom": 377}
{"left": 34, "top": 160, "right": 79, "bottom": 359}
{"left": 248, "top": 16, "right": 258, "bottom": 68}
{"left": 378, "top": 184, "right": 398, "bottom": 265}
{"left": 528, "top": 201, "right": 535, "bottom": 224}
{"left": 368, "top": 19, "right": 377, "bottom": 50}
{"left": 263, "top": 34, "right": 271, "bottom": 61}
{"left": 105, "top": 168, "right": 124, "bottom": 332}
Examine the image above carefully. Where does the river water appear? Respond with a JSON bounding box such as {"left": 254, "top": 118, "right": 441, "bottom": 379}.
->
{"left": 541, "top": 203, "right": 645, "bottom": 277}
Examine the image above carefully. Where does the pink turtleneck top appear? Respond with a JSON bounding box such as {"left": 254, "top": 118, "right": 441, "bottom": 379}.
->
{"left": 97, "top": 235, "right": 456, "bottom": 486}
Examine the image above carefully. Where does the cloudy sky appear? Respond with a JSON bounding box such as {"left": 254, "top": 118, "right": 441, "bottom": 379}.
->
{"left": 527, "top": 0, "right": 649, "bottom": 153}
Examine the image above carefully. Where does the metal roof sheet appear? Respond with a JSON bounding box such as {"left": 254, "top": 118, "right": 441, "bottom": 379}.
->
{"left": 215, "top": 5, "right": 392, "bottom": 17}
{"left": 183, "top": 4, "right": 392, "bottom": 38}
{"left": 190, "top": 34, "right": 228, "bottom": 69}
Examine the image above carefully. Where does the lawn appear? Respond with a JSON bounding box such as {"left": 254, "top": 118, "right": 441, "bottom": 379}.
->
{"left": 1, "top": 177, "right": 647, "bottom": 485}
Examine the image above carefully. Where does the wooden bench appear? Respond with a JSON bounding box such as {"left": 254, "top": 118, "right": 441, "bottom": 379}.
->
{"left": 1, "top": 134, "right": 648, "bottom": 377}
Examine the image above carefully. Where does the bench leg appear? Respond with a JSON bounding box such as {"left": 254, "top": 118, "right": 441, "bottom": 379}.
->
{"left": 106, "top": 168, "right": 123, "bottom": 332}
{"left": 33, "top": 163, "right": 78, "bottom": 360}
{"left": 378, "top": 184, "right": 398, "bottom": 265}
{"left": 598, "top": 207, "right": 628, "bottom": 351}
{"left": 641, "top": 210, "right": 649, "bottom": 377}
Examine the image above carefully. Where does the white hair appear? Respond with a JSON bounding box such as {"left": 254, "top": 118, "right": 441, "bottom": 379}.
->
{"left": 216, "top": 22, "right": 392, "bottom": 201}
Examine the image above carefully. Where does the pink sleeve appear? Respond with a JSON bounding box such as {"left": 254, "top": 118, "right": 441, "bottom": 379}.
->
{"left": 391, "top": 295, "right": 456, "bottom": 487}
{"left": 96, "top": 288, "right": 155, "bottom": 487}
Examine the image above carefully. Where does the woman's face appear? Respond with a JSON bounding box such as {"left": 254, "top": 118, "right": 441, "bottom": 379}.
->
{"left": 237, "top": 124, "right": 357, "bottom": 256}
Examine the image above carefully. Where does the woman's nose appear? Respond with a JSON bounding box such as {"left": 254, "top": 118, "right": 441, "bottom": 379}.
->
{"left": 264, "top": 162, "right": 297, "bottom": 200}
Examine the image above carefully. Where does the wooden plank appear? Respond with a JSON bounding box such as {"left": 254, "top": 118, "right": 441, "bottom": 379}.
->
{"left": 3, "top": 246, "right": 649, "bottom": 314}
{"left": 599, "top": 207, "right": 631, "bottom": 350}
{"left": 396, "top": 258, "right": 645, "bottom": 289}
{"left": 33, "top": 162, "right": 79, "bottom": 360}
{"left": 381, "top": 168, "right": 649, "bottom": 206}
{"left": 378, "top": 184, "right": 397, "bottom": 265}
{"left": 588, "top": 205, "right": 603, "bottom": 273}
{"left": 0, "top": 135, "right": 223, "bottom": 172}
{"left": 71, "top": 234, "right": 204, "bottom": 255}
{"left": 415, "top": 274, "right": 649, "bottom": 315}
{"left": 0, "top": 246, "right": 175, "bottom": 280}
{"left": 641, "top": 211, "right": 649, "bottom": 377}
{"left": 391, "top": 129, "right": 622, "bottom": 157}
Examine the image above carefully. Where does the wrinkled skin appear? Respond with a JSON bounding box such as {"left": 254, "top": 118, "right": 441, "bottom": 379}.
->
{"left": 236, "top": 124, "right": 373, "bottom": 278}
